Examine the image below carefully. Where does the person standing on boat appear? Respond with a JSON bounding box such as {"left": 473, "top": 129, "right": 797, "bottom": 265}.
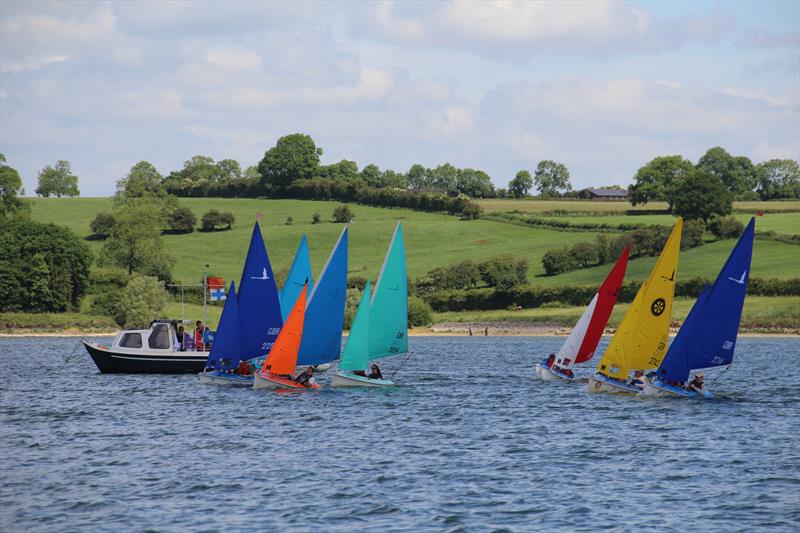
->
{"left": 175, "top": 326, "right": 186, "bottom": 351}
{"left": 194, "top": 320, "right": 205, "bottom": 351}
{"left": 687, "top": 372, "right": 705, "bottom": 393}
{"left": 369, "top": 364, "right": 383, "bottom": 380}
{"left": 295, "top": 367, "right": 315, "bottom": 387}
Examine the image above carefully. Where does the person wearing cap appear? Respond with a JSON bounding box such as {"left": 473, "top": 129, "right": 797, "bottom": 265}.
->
{"left": 687, "top": 372, "right": 706, "bottom": 393}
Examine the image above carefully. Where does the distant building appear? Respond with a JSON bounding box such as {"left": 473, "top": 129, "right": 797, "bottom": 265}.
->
{"left": 579, "top": 188, "right": 629, "bottom": 200}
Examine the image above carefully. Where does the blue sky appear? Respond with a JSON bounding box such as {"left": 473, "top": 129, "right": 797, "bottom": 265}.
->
{"left": 1, "top": 0, "right": 798, "bottom": 196}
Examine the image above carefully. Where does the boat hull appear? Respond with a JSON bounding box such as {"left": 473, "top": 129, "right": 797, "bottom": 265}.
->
{"left": 330, "top": 371, "right": 396, "bottom": 388}
{"left": 253, "top": 371, "right": 321, "bottom": 390}
{"left": 534, "top": 364, "right": 574, "bottom": 382}
{"left": 297, "top": 363, "right": 332, "bottom": 373}
{"left": 587, "top": 373, "right": 641, "bottom": 395}
{"left": 639, "top": 379, "right": 712, "bottom": 399}
{"left": 198, "top": 371, "right": 254, "bottom": 386}
{"left": 83, "top": 339, "right": 207, "bottom": 374}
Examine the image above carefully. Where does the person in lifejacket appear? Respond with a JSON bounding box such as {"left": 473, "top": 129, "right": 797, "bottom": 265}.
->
{"left": 194, "top": 320, "right": 205, "bottom": 351}
{"left": 235, "top": 359, "right": 252, "bottom": 376}
{"left": 369, "top": 364, "right": 383, "bottom": 380}
{"left": 295, "top": 367, "right": 315, "bottom": 387}
{"left": 543, "top": 354, "right": 556, "bottom": 368}
{"left": 687, "top": 372, "right": 706, "bottom": 393}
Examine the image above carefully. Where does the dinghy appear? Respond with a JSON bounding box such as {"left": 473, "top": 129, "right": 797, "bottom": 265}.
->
{"left": 279, "top": 235, "right": 313, "bottom": 322}
{"left": 588, "top": 219, "right": 683, "bottom": 394}
{"left": 198, "top": 222, "right": 283, "bottom": 385}
{"left": 253, "top": 285, "right": 320, "bottom": 390}
{"left": 296, "top": 227, "right": 348, "bottom": 373}
{"left": 197, "top": 282, "right": 251, "bottom": 386}
{"left": 641, "top": 218, "right": 755, "bottom": 399}
{"left": 331, "top": 222, "right": 407, "bottom": 387}
{"left": 535, "top": 246, "right": 629, "bottom": 382}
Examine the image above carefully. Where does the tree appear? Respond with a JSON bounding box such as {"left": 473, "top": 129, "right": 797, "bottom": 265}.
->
{"left": 116, "top": 275, "right": 168, "bottom": 329}
{"left": 89, "top": 212, "right": 116, "bottom": 239}
{"left": 457, "top": 168, "right": 494, "bottom": 198}
{"left": 509, "top": 170, "right": 533, "bottom": 198}
{"left": 166, "top": 206, "right": 197, "bottom": 233}
{"left": 320, "top": 159, "right": 358, "bottom": 181}
{"left": 381, "top": 169, "right": 407, "bottom": 189}
{"left": 408, "top": 295, "right": 433, "bottom": 327}
{"left": 0, "top": 218, "right": 92, "bottom": 312}
{"left": 406, "top": 164, "right": 429, "bottom": 190}
{"left": 257, "top": 133, "right": 322, "bottom": 192}
{"left": 628, "top": 155, "right": 694, "bottom": 210}
{"left": 0, "top": 155, "right": 29, "bottom": 220}
{"left": 756, "top": 159, "right": 800, "bottom": 200}
{"left": 479, "top": 255, "right": 527, "bottom": 290}
{"left": 672, "top": 170, "right": 732, "bottom": 223}
{"left": 360, "top": 164, "right": 383, "bottom": 187}
{"left": 35, "top": 160, "right": 79, "bottom": 197}
{"left": 216, "top": 159, "right": 242, "bottom": 181}
{"left": 101, "top": 202, "right": 174, "bottom": 280}
{"left": 201, "top": 210, "right": 235, "bottom": 231}
{"left": 697, "top": 147, "right": 757, "bottom": 196}
{"left": 429, "top": 163, "right": 460, "bottom": 195}
{"left": 115, "top": 161, "right": 167, "bottom": 202}
{"left": 534, "top": 160, "right": 572, "bottom": 197}
{"left": 708, "top": 216, "right": 744, "bottom": 240}
{"left": 312, "top": 212, "right": 321, "bottom": 224}
{"left": 332, "top": 204, "right": 354, "bottom": 223}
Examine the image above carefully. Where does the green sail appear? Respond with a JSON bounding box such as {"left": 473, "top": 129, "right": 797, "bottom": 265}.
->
{"left": 368, "top": 222, "right": 408, "bottom": 360}
{"left": 339, "top": 280, "right": 371, "bottom": 371}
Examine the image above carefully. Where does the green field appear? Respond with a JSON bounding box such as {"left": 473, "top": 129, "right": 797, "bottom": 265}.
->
{"left": 434, "top": 296, "right": 800, "bottom": 332}
{"left": 477, "top": 198, "right": 800, "bottom": 214}
{"left": 28, "top": 198, "right": 800, "bottom": 288}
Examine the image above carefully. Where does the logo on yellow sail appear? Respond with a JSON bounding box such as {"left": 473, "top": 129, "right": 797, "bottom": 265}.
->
{"left": 650, "top": 298, "right": 666, "bottom": 316}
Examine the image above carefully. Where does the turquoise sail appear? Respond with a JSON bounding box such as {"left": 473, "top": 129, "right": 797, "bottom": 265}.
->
{"left": 369, "top": 222, "right": 408, "bottom": 360}
{"left": 657, "top": 218, "right": 755, "bottom": 383}
{"left": 204, "top": 282, "right": 241, "bottom": 370}
{"left": 238, "top": 222, "right": 283, "bottom": 361}
{"left": 297, "top": 227, "right": 348, "bottom": 366}
{"left": 339, "top": 280, "right": 371, "bottom": 371}
{"left": 280, "top": 235, "right": 313, "bottom": 321}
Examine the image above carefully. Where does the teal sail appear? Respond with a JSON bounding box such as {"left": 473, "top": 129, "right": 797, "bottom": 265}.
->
{"left": 339, "top": 280, "right": 371, "bottom": 371}
{"left": 280, "top": 235, "right": 313, "bottom": 321}
{"left": 297, "top": 227, "right": 348, "bottom": 366}
{"left": 368, "top": 222, "right": 408, "bottom": 360}
{"left": 657, "top": 218, "right": 755, "bottom": 383}
{"left": 204, "top": 282, "right": 241, "bottom": 370}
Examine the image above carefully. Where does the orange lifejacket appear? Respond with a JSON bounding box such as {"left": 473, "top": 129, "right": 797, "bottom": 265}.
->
{"left": 194, "top": 327, "right": 205, "bottom": 351}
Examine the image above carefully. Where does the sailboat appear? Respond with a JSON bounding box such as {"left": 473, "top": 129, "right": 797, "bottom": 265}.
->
{"left": 253, "top": 284, "right": 320, "bottom": 390}
{"left": 296, "top": 227, "right": 348, "bottom": 373}
{"left": 279, "top": 235, "right": 313, "bottom": 321}
{"left": 331, "top": 222, "right": 407, "bottom": 387}
{"left": 198, "top": 222, "right": 283, "bottom": 385}
{"left": 535, "top": 246, "right": 630, "bottom": 382}
{"left": 587, "top": 218, "right": 683, "bottom": 394}
{"left": 641, "top": 218, "right": 755, "bottom": 399}
{"left": 197, "top": 282, "right": 250, "bottom": 385}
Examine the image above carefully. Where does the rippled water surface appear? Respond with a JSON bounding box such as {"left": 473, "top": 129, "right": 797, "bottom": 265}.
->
{"left": 1, "top": 336, "right": 799, "bottom": 532}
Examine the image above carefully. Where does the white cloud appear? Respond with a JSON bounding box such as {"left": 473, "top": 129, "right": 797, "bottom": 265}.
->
{"left": 1, "top": 54, "right": 68, "bottom": 73}
{"left": 203, "top": 45, "right": 262, "bottom": 70}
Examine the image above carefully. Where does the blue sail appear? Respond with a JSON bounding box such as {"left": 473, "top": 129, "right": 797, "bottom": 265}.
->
{"left": 658, "top": 218, "right": 755, "bottom": 383}
{"left": 237, "top": 222, "right": 283, "bottom": 360}
{"left": 297, "top": 227, "right": 348, "bottom": 366}
{"left": 205, "top": 282, "right": 241, "bottom": 370}
{"left": 280, "top": 235, "right": 314, "bottom": 321}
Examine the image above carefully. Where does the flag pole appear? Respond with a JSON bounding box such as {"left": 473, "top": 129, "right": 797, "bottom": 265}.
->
{"left": 203, "top": 264, "right": 209, "bottom": 341}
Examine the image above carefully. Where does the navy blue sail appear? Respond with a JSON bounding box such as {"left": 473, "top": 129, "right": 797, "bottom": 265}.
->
{"left": 297, "top": 227, "right": 348, "bottom": 367}
{"left": 237, "top": 222, "right": 283, "bottom": 361}
{"left": 658, "top": 218, "right": 755, "bottom": 383}
{"left": 204, "top": 282, "right": 241, "bottom": 370}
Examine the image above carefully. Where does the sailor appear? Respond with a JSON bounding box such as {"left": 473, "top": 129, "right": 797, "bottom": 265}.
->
{"left": 235, "top": 359, "right": 252, "bottom": 376}
{"left": 194, "top": 320, "right": 205, "bottom": 351}
{"left": 544, "top": 354, "right": 556, "bottom": 368}
{"left": 295, "top": 366, "right": 315, "bottom": 387}
{"left": 369, "top": 364, "right": 383, "bottom": 380}
{"left": 687, "top": 372, "right": 705, "bottom": 393}
{"left": 174, "top": 326, "right": 184, "bottom": 351}
{"left": 630, "top": 370, "right": 646, "bottom": 389}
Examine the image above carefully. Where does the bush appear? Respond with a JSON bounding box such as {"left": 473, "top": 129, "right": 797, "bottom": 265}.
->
{"left": 201, "top": 209, "right": 235, "bottom": 231}
{"left": 542, "top": 248, "right": 578, "bottom": 276}
{"left": 681, "top": 219, "right": 706, "bottom": 249}
{"left": 285, "top": 216, "right": 293, "bottom": 225}
{"left": 343, "top": 287, "right": 363, "bottom": 329}
{"left": 572, "top": 241, "right": 600, "bottom": 267}
{"left": 460, "top": 203, "right": 483, "bottom": 220}
{"left": 408, "top": 295, "right": 433, "bottom": 327}
{"left": 88, "top": 267, "right": 129, "bottom": 293}
{"left": 347, "top": 276, "right": 368, "bottom": 290}
{"left": 166, "top": 206, "right": 196, "bottom": 233}
{"left": 89, "top": 212, "right": 115, "bottom": 239}
{"left": 708, "top": 216, "right": 744, "bottom": 240}
{"left": 479, "top": 255, "right": 527, "bottom": 290}
{"left": 333, "top": 204, "right": 354, "bottom": 223}
{"left": 312, "top": 212, "right": 321, "bottom": 224}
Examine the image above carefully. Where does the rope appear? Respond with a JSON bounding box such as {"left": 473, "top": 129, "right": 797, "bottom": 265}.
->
{"left": 707, "top": 364, "right": 732, "bottom": 388}
{"left": 388, "top": 351, "right": 414, "bottom": 380}
{"left": 63, "top": 337, "right": 85, "bottom": 367}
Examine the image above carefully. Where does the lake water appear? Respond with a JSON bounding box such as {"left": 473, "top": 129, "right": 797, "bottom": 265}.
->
{"left": 1, "top": 336, "right": 799, "bottom": 532}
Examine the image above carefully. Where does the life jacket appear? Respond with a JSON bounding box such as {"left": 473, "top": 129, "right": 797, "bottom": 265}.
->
{"left": 194, "top": 327, "right": 205, "bottom": 350}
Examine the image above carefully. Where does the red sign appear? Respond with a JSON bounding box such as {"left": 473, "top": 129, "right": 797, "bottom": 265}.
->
{"left": 207, "top": 277, "right": 225, "bottom": 289}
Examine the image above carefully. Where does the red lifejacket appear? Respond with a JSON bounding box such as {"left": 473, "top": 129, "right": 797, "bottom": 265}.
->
{"left": 194, "top": 327, "right": 205, "bottom": 350}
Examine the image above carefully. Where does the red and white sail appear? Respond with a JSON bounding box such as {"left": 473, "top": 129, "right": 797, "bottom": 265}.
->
{"left": 555, "top": 246, "right": 629, "bottom": 369}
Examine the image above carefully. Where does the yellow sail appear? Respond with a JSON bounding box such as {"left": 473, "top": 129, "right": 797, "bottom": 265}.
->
{"left": 595, "top": 218, "right": 683, "bottom": 379}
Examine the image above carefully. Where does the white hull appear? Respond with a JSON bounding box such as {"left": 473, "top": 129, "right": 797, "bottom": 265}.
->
{"left": 198, "top": 372, "right": 253, "bottom": 386}
{"left": 253, "top": 372, "right": 279, "bottom": 390}
{"left": 330, "top": 372, "right": 395, "bottom": 388}
{"left": 587, "top": 374, "right": 640, "bottom": 395}
{"left": 534, "top": 364, "right": 573, "bottom": 382}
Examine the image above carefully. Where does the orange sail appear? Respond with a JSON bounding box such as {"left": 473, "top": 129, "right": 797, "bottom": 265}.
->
{"left": 260, "top": 285, "right": 308, "bottom": 375}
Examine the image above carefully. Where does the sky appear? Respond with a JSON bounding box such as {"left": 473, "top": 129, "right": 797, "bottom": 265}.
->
{"left": 1, "top": 0, "right": 798, "bottom": 196}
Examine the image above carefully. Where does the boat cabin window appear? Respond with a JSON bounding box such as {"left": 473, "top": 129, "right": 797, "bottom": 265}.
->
{"left": 148, "top": 324, "right": 172, "bottom": 350}
{"left": 119, "top": 333, "right": 142, "bottom": 349}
